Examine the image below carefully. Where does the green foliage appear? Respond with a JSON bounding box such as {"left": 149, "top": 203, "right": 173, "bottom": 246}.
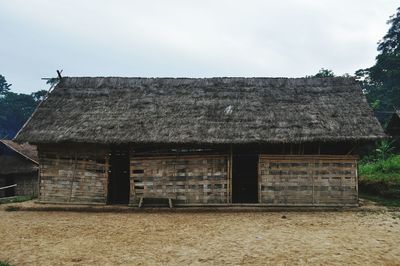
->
{"left": 0, "top": 261, "right": 10, "bottom": 266}
{"left": 0, "top": 75, "right": 11, "bottom": 95}
{"left": 31, "top": 90, "right": 48, "bottom": 102}
{"left": 0, "top": 75, "right": 45, "bottom": 139}
{"left": 359, "top": 154, "right": 400, "bottom": 200}
{"left": 356, "top": 7, "right": 400, "bottom": 124}
{"left": 375, "top": 139, "right": 395, "bottom": 160}
{"left": 313, "top": 68, "right": 335, "bottom": 77}
{"left": 370, "top": 99, "right": 381, "bottom": 110}
{"left": 359, "top": 155, "right": 400, "bottom": 182}
{"left": 361, "top": 140, "right": 395, "bottom": 163}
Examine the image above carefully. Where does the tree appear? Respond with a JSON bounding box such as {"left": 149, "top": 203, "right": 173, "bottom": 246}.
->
{"left": 0, "top": 75, "right": 11, "bottom": 95}
{"left": 0, "top": 75, "right": 47, "bottom": 139}
{"left": 0, "top": 92, "right": 37, "bottom": 138}
{"left": 31, "top": 90, "right": 48, "bottom": 102}
{"left": 356, "top": 7, "right": 400, "bottom": 124}
{"left": 314, "top": 68, "right": 335, "bottom": 78}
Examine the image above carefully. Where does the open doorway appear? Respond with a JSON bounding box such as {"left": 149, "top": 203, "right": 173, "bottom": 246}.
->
{"left": 108, "top": 147, "right": 130, "bottom": 204}
{"left": 232, "top": 154, "right": 259, "bottom": 203}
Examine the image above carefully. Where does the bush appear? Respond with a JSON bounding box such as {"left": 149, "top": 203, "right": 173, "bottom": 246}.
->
{"left": 359, "top": 155, "right": 400, "bottom": 182}
{"left": 0, "top": 261, "right": 10, "bottom": 266}
{"left": 359, "top": 155, "right": 400, "bottom": 199}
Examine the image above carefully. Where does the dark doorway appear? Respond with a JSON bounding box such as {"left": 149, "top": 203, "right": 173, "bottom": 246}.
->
{"left": 232, "top": 154, "right": 259, "bottom": 203}
{"left": 108, "top": 147, "right": 130, "bottom": 204}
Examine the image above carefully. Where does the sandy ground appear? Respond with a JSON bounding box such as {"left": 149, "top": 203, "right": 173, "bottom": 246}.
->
{"left": 0, "top": 204, "right": 400, "bottom": 265}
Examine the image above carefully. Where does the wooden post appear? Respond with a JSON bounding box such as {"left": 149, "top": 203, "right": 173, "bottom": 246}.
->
{"left": 258, "top": 155, "right": 261, "bottom": 204}
{"left": 355, "top": 159, "right": 359, "bottom": 204}
{"left": 228, "top": 145, "right": 233, "bottom": 204}
{"left": 68, "top": 152, "right": 78, "bottom": 202}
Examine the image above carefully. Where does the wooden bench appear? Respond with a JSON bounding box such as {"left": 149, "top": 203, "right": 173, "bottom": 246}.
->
{"left": 138, "top": 193, "right": 176, "bottom": 208}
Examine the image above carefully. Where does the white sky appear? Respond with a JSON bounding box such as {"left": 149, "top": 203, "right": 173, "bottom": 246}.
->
{"left": 0, "top": 0, "right": 399, "bottom": 93}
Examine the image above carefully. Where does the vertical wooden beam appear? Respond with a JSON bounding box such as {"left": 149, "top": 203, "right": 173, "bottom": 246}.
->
{"left": 68, "top": 152, "right": 78, "bottom": 202}
{"left": 355, "top": 159, "right": 359, "bottom": 204}
{"left": 258, "top": 155, "right": 261, "bottom": 204}
{"left": 228, "top": 145, "right": 233, "bottom": 204}
{"left": 312, "top": 159, "right": 315, "bottom": 205}
{"left": 105, "top": 148, "right": 111, "bottom": 204}
{"left": 38, "top": 150, "right": 42, "bottom": 201}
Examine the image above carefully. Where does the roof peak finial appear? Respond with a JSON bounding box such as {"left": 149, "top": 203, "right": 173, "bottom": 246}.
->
{"left": 57, "top": 70, "right": 63, "bottom": 80}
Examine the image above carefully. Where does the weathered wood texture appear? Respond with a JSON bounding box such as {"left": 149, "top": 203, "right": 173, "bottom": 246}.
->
{"left": 14, "top": 172, "right": 38, "bottom": 196}
{"left": 0, "top": 173, "right": 38, "bottom": 198}
{"left": 38, "top": 145, "right": 108, "bottom": 203}
{"left": 130, "top": 155, "right": 228, "bottom": 205}
{"left": 259, "top": 155, "right": 358, "bottom": 206}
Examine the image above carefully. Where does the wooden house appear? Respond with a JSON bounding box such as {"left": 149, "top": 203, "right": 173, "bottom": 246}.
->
{"left": 0, "top": 140, "right": 38, "bottom": 197}
{"left": 15, "top": 77, "right": 385, "bottom": 206}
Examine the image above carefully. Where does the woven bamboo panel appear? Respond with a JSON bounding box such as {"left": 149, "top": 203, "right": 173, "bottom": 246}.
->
{"left": 259, "top": 155, "right": 358, "bottom": 206}
{"left": 39, "top": 151, "right": 108, "bottom": 203}
{"left": 13, "top": 173, "right": 38, "bottom": 197}
{"left": 130, "top": 155, "right": 228, "bottom": 204}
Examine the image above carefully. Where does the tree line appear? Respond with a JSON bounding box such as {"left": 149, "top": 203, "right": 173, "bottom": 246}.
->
{"left": 356, "top": 7, "right": 400, "bottom": 124}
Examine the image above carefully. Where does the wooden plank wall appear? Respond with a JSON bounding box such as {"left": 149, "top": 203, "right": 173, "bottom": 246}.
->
{"left": 38, "top": 146, "right": 109, "bottom": 204}
{"left": 130, "top": 155, "right": 228, "bottom": 205}
{"left": 259, "top": 155, "right": 358, "bottom": 206}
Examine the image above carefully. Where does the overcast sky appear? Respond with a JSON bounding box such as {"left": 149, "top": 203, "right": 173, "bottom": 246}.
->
{"left": 0, "top": 0, "right": 399, "bottom": 93}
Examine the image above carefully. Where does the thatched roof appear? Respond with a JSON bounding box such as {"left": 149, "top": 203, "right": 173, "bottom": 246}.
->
{"left": 15, "top": 77, "right": 385, "bottom": 145}
{"left": 0, "top": 140, "right": 38, "bottom": 174}
{"left": 386, "top": 111, "right": 400, "bottom": 136}
{"left": 0, "top": 140, "right": 38, "bottom": 163}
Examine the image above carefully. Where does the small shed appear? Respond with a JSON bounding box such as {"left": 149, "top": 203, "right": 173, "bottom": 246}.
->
{"left": 15, "top": 77, "right": 385, "bottom": 206}
{"left": 0, "top": 140, "right": 39, "bottom": 197}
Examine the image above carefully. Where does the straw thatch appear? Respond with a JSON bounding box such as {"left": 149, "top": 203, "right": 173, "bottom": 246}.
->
{"left": 0, "top": 140, "right": 38, "bottom": 174}
{"left": 15, "top": 77, "right": 385, "bottom": 144}
{"left": 386, "top": 111, "right": 400, "bottom": 137}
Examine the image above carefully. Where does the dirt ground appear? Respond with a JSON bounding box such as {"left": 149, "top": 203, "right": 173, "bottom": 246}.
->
{"left": 1, "top": 203, "right": 400, "bottom": 265}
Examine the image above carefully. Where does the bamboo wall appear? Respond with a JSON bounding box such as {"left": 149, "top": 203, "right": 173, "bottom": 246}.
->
{"left": 258, "top": 155, "right": 358, "bottom": 206}
{"left": 36, "top": 144, "right": 359, "bottom": 207}
{"left": 13, "top": 172, "right": 38, "bottom": 197}
{"left": 130, "top": 155, "right": 228, "bottom": 205}
{"left": 38, "top": 145, "right": 108, "bottom": 204}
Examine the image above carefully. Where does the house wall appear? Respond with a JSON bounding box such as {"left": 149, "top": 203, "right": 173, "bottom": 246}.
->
{"left": 36, "top": 144, "right": 358, "bottom": 207}
{"left": 14, "top": 172, "right": 38, "bottom": 197}
{"left": 0, "top": 172, "right": 38, "bottom": 198}
{"left": 38, "top": 145, "right": 109, "bottom": 204}
{"left": 0, "top": 178, "right": 6, "bottom": 197}
{"left": 130, "top": 155, "right": 228, "bottom": 205}
{"left": 258, "top": 155, "right": 358, "bottom": 206}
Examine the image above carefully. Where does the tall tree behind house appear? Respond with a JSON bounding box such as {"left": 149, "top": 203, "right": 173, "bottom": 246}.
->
{"left": 356, "top": 7, "right": 400, "bottom": 125}
{"left": 0, "top": 75, "right": 47, "bottom": 139}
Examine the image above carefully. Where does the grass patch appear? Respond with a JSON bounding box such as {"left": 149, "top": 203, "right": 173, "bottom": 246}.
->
{"left": 359, "top": 155, "right": 400, "bottom": 183}
{"left": 0, "top": 195, "right": 34, "bottom": 204}
{"left": 359, "top": 155, "right": 400, "bottom": 199}
{"left": 360, "top": 192, "right": 400, "bottom": 207}
{"left": 0, "top": 260, "right": 10, "bottom": 266}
